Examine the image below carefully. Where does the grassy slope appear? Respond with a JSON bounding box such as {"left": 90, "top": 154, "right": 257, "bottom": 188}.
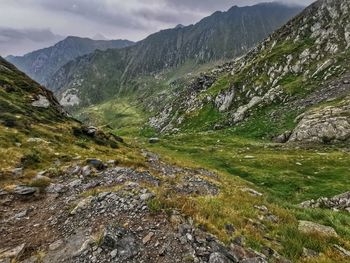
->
{"left": 137, "top": 130, "right": 350, "bottom": 262}
{"left": 0, "top": 57, "right": 145, "bottom": 189}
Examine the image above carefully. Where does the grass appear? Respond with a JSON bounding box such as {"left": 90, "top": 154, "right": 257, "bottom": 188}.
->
{"left": 0, "top": 121, "right": 146, "bottom": 188}
{"left": 180, "top": 104, "right": 224, "bottom": 131}
{"left": 139, "top": 130, "right": 350, "bottom": 262}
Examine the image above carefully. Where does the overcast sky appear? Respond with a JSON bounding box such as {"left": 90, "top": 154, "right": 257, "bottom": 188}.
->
{"left": 0, "top": 0, "right": 315, "bottom": 56}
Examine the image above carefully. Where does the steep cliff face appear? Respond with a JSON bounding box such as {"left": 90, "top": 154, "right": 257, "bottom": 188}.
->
{"left": 150, "top": 0, "right": 350, "bottom": 144}
{"left": 47, "top": 3, "right": 302, "bottom": 109}
{"left": 6, "top": 37, "right": 134, "bottom": 85}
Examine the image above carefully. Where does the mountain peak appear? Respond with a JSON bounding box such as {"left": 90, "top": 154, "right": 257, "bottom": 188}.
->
{"left": 175, "top": 24, "right": 185, "bottom": 29}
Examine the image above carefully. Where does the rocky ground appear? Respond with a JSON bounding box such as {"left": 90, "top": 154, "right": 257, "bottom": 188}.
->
{"left": 0, "top": 152, "right": 282, "bottom": 263}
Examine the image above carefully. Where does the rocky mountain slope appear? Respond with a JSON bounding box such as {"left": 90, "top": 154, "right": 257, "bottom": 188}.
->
{"left": 6, "top": 37, "right": 134, "bottom": 85}
{"left": 0, "top": 58, "right": 309, "bottom": 263}
{"left": 47, "top": 3, "right": 302, "bottom": 109}
{"left": 0, "top": 55, "right": 128, "bottom": 180}
{"left": 150, "top": 0, "right": 350, "bottom": 144}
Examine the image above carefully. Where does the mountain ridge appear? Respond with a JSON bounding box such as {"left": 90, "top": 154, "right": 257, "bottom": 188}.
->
{"left": 47, "top": 2, "right": 303, "bottom": 108}
{"left": 6, "top": 36, "right": 134, "bottom": 85}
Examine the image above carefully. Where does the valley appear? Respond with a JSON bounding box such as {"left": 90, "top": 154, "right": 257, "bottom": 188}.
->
{"left": 1, "top": 0, "right": 350, "bottom": 262}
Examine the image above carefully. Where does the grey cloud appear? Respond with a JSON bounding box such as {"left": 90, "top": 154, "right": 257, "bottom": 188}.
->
{"left": 26, "top": 0, "right": 148, "bottom": 30}
{"left": 164, "top": 0, "right": 314, "bottom": 12}
{"left": 0, "top": 28, "right": 64, "bottom": 56}
{"left": 0, "top": 0, "right": 315, "bottom": 56}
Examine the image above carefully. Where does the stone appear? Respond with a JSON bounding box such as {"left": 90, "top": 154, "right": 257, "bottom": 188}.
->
{"left": 243, "top": 188, "right": 263, "bottom": 197}
{"left": 31, "top": 95, "right": 50, "bottom": 108}
{"left": 15, "top": 210, "right": 27, "bottom": 219}
{"left": 13, "top": 185, "right": 37, "bottom": 195}
{"left": 0, "top": 244, "right": 25, "bottom": 260}
{"left": 302, "top": 248, "right": 319, "bottom": 258}
{"left": 142, "top": 232, "right": 154, "bottom": 244}
{"left": 299, "top": 191, "right": 350, "bottom": 213}
{"left": 241, "top": 257, "right": 268, "bottom": 263}
{"left": 170, "top": 214, "right": 184, "bottom": 225}
{"left": 70, "top": 196, "right": 93, "bottom": 215}
{"left": 215, "top": 89, "right": 235, "bottom": 112}
{"left": 334, "top": 245, "right": 350, "bottom": 257}
{"left": 74, "top": 238, "right": 93, "bottom": 256}
{"left": 101, "top": 226, "right": 140, "bottom": 259}
{"left": 110, "top": 249, "right": 118, "bottom": 258}
{"left": 209, "top": 252, "right": 230, "bottom": 263}
{"left": 289, "top": 99, "right": 350, "bottom": 144}
{"left": 12, "top": 168, "right": 23, "bottom": 177}
{"left": 273, "top": 131, "right": 292, "bottom": 143}
{"left": 46, "top": 183, "right": 66, "bottom": 194}
{"left": 254, "top": 205, "right": 268, "bottom": 213}
{"left": 69, "top": 179, "right": 82, "bottom": 188}
{"left": 86, "top": 126, "right": 98, "bottom": 136}
{"left": 298, "top": 220, "right": 338, "bottom": 237}
{"left": 149, "top": 138, "right": 160, "bottom": 144}
{"left": 49, "top": 240, "right": 64, "bottom": 251}
{"left": 81, "top": 166, "right": 92, "bottom": 177}
{"left": 0, "top": 188, "right": 8, "bottom": 196}
{"left": 86, "top": 159, "right": 106, "bottom": 170}
{"left": 140, "top": 192, "right": 155, "bottom": 201}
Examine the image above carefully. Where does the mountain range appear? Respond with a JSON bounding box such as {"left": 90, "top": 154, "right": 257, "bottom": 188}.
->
{"left": 150, "top": 0, "right": 350, "bottom": 144}
{"left": 1, "top": 1, "right": 350, "bottom": 262}
{"left": 6, "top": 37, "right": 134, "bottom": 85}
{"left": 43, "top": 3, "right": 302, "bottom": 108}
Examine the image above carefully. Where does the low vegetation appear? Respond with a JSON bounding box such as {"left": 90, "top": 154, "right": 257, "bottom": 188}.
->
{"left": 142, "top": 130, "right": 350, "bottom": 262}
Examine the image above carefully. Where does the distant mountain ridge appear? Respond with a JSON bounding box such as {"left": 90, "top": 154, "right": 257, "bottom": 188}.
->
{"left": 48, "top": 2, "right": 302, "bottom": 108}
{"left": 6, "top": 36, "right": 134, "bottom": 85}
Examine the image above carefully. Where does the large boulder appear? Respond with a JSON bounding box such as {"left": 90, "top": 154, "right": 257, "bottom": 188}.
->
{"left": 298, "top": 220, "right": 338, "bottom": 237}
{"left": 289, "top": 98, "right": 350, "bottom": 143}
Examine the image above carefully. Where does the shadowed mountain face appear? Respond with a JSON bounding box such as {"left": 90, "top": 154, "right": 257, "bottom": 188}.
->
{"left": 6, "top": 37, "right": 134, "bottom": 85}
{"left": 47, "top": 3, "right": 302, "bottom": 108}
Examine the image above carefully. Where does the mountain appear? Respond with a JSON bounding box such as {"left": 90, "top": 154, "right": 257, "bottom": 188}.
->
{"left": 150, "top": 0, "right": 350, "bottom": 144}
{"left": 0, "top": 55, "right": 127, "bottom": 175}
{"left": 48, "top": 3, "right": 302, "bottom": 109}
{"left": 6, "top": 36, "right": 134, "bottom": 85}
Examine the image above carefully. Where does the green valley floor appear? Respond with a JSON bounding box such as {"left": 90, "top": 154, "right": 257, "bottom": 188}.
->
{"left": 138, "top": 130, "right": 350, "bottom": 262}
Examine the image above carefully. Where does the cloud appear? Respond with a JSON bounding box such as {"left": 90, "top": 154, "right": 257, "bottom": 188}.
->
{"left": 0, "top": 28, "right": 64, "bottom": 56}
{"left": 0, "top": 0, "right": 316, "bottom": 55}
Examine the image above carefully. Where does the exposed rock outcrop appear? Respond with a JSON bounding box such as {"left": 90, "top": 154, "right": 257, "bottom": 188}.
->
{"left": 289, "top": 97, "right": 350, "bottom": 143}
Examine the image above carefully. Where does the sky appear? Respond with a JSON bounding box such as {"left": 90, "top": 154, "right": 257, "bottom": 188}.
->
{"left": 0, "top": 0, "right": 315, "bottom": 56}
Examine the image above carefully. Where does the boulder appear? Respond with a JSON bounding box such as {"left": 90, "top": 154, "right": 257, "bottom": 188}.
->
{"left": 31, "top": 95, "right": 50, "bottom": 108}
{"left": 86, "top": 159, "right": 106, "bottom": 170}
{"left": 289, "top": 99, "right": 350, "bottom": 143}
{"left": 298, "top": 220, "right": 338, "bottom": 237}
